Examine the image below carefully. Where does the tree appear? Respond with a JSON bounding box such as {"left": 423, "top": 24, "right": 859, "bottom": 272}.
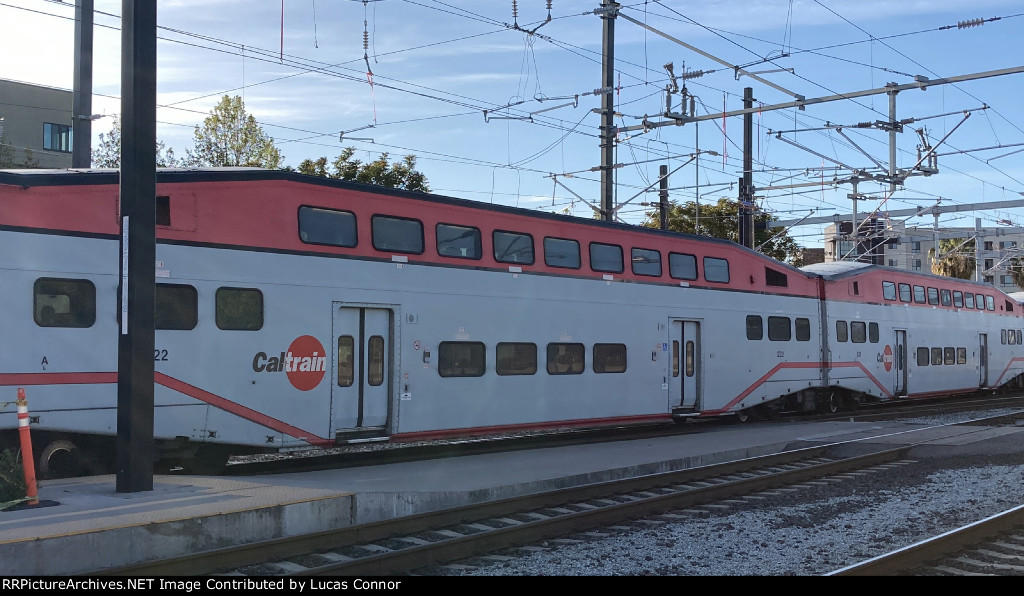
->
{"left": 296, "top": 147, "right": 429, "bottom": 192}
{"left": 184, "top": 95, "right": 282, "bottom": 168}
{"left": 0, "top": 134, "right": 15, "bottom": 168}
{"left": 91, "top": 115, "right": 180, "bottom": 168}
{"left": 929, "top": 238, "right": 976, "bottom": 280}
{"left": 644, "top": 197, "right": 804, "bottom": 265}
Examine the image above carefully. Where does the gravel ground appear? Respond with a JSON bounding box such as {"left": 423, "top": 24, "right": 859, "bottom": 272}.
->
{"left": 438, "top": 411, "right": 1024, "bottom": 576}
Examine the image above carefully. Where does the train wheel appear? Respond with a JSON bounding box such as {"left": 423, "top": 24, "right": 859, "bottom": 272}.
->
{"left": 733, "top": 409, "right": 751, "bottom": 423}
{"left": 820, "top": 393, "right": 840, "bottom": 414}
{"left": 38, "top": 440, "right": 85, "bottom": 479}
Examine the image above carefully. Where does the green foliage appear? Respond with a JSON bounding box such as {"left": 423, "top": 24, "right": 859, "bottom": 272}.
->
{"left": 643, "top": 198, "right": 804, "bottom": 265}
{"left": 184, "top": 95, "right": 282, "bottom": 169}
{"left": 0, "top": 134, "right": 15, "bottom": 168}
{"left": 298, "top": 147, "right": 430, "bottom": 192}
{"left": 92, "top": 115, "right": 180, "bottom": 168}
{"left": 0, "top": 449, "right": 27, "bottom": 505}
{"left": 928, "top": 238, "right": 976, "bottom": 280}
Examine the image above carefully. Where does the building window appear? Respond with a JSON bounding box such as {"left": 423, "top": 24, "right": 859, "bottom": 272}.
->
{"left": 911, "top": 242, "right": 921, "bottom": 253}
{"left": 43, "top": 122, "right": 72, "bottom": 152}
{"left": 33, "top": 277, "right": 96, "bottom": 328}
{"left": 1001, "top": 275, "right": 1014, "bottom": 286}
{"left": 888, "top": 259, "right": 898, "bottom": 267}
{"left": 985, "top": 258, "right": 995, "bottom": 270}
{"left": 912, "top": 259, "right": 922, "bottom": 271}
{"left": 984, "top": 241, "right": 994, "bottom": 251}
{"left": 215, "top": 287, "right": 263, "bottom": 330}
{"left": 438, "top": 341, "right": 486, "bottom": 377}
{"left": 984, "top": 275, "right": 994, "bottom": 284}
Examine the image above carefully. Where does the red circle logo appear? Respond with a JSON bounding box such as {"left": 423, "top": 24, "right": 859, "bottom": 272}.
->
{"left": 285, "top": 335, "right": 327, "bottom": 391}
{"left": 883, "top": 345, "right": 893, "bottom": 372}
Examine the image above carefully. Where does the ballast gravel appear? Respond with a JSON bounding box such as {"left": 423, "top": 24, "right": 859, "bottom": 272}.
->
{"left": 436, "top": 412, "right": 1024, "bottom": 576}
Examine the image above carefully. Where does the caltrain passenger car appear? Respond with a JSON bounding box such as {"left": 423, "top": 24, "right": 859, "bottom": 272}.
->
{"left": 0, "top": 168, "right": 1018, "bottom": 475}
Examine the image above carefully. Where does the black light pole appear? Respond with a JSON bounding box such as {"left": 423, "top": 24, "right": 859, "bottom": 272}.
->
{"left": 71, "top": 0, "right": 94, "bottom": 168}
{"left": 117, "top": 0, "right": 157, "bottom": 493}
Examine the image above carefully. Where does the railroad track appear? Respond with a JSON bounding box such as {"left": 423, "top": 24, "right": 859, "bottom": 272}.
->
{"left": 96, "top": 445, "right": 916, "bottom": 576}
{"left": 830, "top": 504, "right": 1024, "bottom": 575}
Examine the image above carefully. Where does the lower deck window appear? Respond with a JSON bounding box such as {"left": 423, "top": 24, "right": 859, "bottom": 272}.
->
{"left": 33, "top": 277, "right": 96, "bottom": 328}
{"left": 593, "top": 343, "right": 627, "bottom": 373}
{"left": 216, "top": 287, "right": 263, "bottom": 330}
{"left": 547, "top": 343, "right": 584, "bottom": 375}
{"left": 155, "top": 284, "right": 198, "bottom": 330}
{"left": 438, "top": 342, "right": 486, "bottom": 377}
{"left": 917, "top": 347, "right": 929, "bottom": 366}
{"left": 496, "top": 342, "right": 537, "bottom": 376}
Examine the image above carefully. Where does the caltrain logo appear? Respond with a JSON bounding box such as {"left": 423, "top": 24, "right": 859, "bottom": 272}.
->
{"left": 252, "top": 335, "right": 327, "bottom": 391}
{"left": 883, "top": 345, "right": 893, "bottom": 372}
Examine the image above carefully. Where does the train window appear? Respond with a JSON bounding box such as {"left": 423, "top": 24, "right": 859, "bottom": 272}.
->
{"left": 943, "top": 348, "right": 955, "bottom": 365}
{"left": 1001, "top": 329, "right": 1008, "bottom": 344}
{"left": 631, "top": 248, "right": 662, "bottom": 277}
{"left": 931, "top": 347, "right": 942, "bottom": 365}
{"left": 913, "top": 286, "right": 926, "bottom": 304}
{"left": 668, "top": 252, "right": 698, "bottom": 280}
{"left": 33, "top": 278, "right": 96, "bottom": 328}
{"left": 703, "top": 257, "right": 730, "bottom": 283}
{"left": 869, "top": 322, "right": 879, "bottom": 343}
{"left": 795, "top": 318, "right": 811, "bottom": 341}
{"left": 493, "top": 230, "right": 535, "bottom": 264}
{"left": 1010, "top": 330, "right": 1017, "bottom": 346}
{"left": 850, "top": 321, "right": 867, "bottom": 343}
{"left": 746, "top": 315, "right": 763, "bottom": 341}
{"left": 215, "top": 287, "right": 263, "bottom": 331}
{"left": 367, "top": 336, "right": 385, "bottom": 386}
{"left": 1019, "top": 330, "right": 1023, "bottom": 345}
{"left": 898, "top": 283, "right": 912, "bottom": 302}
{"left": 154, "top": 284, "right": 197, "bottom": 330}
{"left": 438, "top": 341, "right": 486, "bottom": 377}
{"left": 917, "top": 347, "right": 929, "bottom": 366}
{"left": 546, "top": 343, "right": 585, "bottom": 375}
{"left": 685, "top": 341, "right": 695, "bottom": 377}
{"left": 337, "top": 336, "right": 354, "bottom": 387}
{"left": 544, "top": 237, "right": 581, "bottom": 269}
{"left": 953, "top": 291, "right": 963, "bottom": 308}
{"left": 371, "top": 215, "right": 424, "bottom": 254}
{"left": 927, "top": 287, "right": 939, "bottom": 305}
{"left": 156, "top": 195, "right": 171, "bottom": 227}
{"left": 965, "top": 293, "right": 975, "bottom": 309}
{"left": 298, "top": 206, "right": 357, "bottom": 248}
{"left": 593, "top": 343, "right": 627, "bottom": 373}
{"left": 672, "top": 341, "right": 679, "bottom": 377}
{"left": 495, "top": 342, "right": 537, "bottom": 376}
{"left": 977, "top": 295, "right": 987, "bottom": 310}
{"left": 590, "top": 242, "right": 624, "bottom": 274}
{"left": 767, "top": 317, "right": 791, "bottom": 341}
{"left": 1006, "top": 300, "right": 1015, "bottom": 313}
{"left": 957, "top": 348, "right": 967, "bottom": 364}
{"left": 882, "top": 281, "right": 896, "bottom": 300}
{"left": 436, "top": 223, "right": 481, "bottom": 260}
{"left": 765, "top": 267, "right": 788, "bottom": 287}
{"left": 987, "top": 295, "right": 995, "bottom": 311}
{"left": 940, "top": 289, "right": 952, "bottom": 307}
{"left": 851, "top": 281, "right": 859, "bottom": 296}
{"left": 836, "top": 320, "right": 848, "bottom": 343}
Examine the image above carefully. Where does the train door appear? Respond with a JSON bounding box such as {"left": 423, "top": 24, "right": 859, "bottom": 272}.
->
{"left": 668, "top": 319, "right": 701, "bottom": 410}
{"left": 332, "top": 304, "right": 392, "bottom": 438}
{"left": 979, "top": 333, "right": 989, "bottom": 388}
{"left": 894, "top": 330, "right": 907, "bottom": 397}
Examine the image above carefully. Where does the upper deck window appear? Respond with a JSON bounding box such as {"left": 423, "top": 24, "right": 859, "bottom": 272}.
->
{"left": 927, "top": 287, "right": 939, "bottom": 305}
{"left": 913, "top": 285, "right": 926, "bottom": 304}
{"left": 590, "top": 242, "right": 624, "bottom": 274}
{"left": 953, "top": 291, "right": 964, "bottom": 308}
{"left": 436, "top": 223, "right": 481, "bottom": 260}
{"left": 544, "top": 237, "right": 581, "bottom": 269}
{"left": 669, "top": 252, "right": 698, "bottom": 280}
{"left": 898, "top": 283, "right": 912, "bottom": 303}
{"left": 703, "top": 257, "right": 730, "bottom": 283}
{"left": 631, "top": 248, "right": 662, "bottom": 277}
{"left": 765, "top": 267, "right": 788, "bottom": 287}
{"left": 986, "top": 295, "right": 995, "bottom": 311}
{"left": 940, "top": 289, "right": 952, "bottom": 307}
{"left": 965, "top": 293, "right": 976, "bottom": 309}
{"left": 298, "top": 206, "right": 357, "bottom": 247}
{"left": 882, "top": 281, "right": 897, "bottom": 300}
{"left": 371, "top": 215, "right": 424, "bottom": 254}
{"left": 493, "top": 230, "right": 535, "bottom": 265}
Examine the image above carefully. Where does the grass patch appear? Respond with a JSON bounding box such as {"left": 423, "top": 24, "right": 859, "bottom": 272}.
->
{"left": 0, "top": 449, "right": 28, "bottom": 507}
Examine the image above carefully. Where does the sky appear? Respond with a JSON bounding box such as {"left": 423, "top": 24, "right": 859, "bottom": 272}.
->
{"left": 2, "top": 0, "right": 1024, "bottom": 250}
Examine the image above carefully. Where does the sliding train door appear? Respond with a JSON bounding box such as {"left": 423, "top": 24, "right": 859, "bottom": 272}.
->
{"left": 894, "top": 329, "right": 907, "bottom": 397}
{"left": 668, "top": 319, "right": 702, "bottom": 411}
{"left": 332, "top": 303, "right": 392, "bottom": 438}
{"left": 979, "top": 333, "right": 989, "bottom": 388}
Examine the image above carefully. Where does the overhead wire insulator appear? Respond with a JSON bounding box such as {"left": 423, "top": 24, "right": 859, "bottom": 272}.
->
{"left": 957, "top": 18, "right": 985, "bottom": 29}
{"left": 512, "top": 0, "right": 518, "bottom": 24}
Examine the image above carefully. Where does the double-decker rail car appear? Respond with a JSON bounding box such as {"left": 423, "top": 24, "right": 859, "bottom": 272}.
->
{"left": 1, "top": 167, "right": 1020, "bottom": 476}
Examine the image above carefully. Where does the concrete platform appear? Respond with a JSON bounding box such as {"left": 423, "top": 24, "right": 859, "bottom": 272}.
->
{"left": 1, "top": 418, "right": 1019, "bottom": 576}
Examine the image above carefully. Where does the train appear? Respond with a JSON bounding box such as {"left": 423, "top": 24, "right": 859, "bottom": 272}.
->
{"left": 2, "top": 167, "right": 1022, "bottom": 476}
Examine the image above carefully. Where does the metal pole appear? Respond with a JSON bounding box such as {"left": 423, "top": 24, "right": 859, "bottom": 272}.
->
{"left": 659, "top": 164, "right": 669, "bottom": 230}
{"left": 599, "top": 1, "right": 618, "bottom": 222}
{"left": 741, "top": 87, "right": 754, "bottom": 249}
{"left": 71, "top": 0, "right": 94, "bottom": 168}
{"left": 117, "top": 0, "right": 157, "bottom": 493}
{"left": 850, "top": 178, "right": 859, "bottom": 261}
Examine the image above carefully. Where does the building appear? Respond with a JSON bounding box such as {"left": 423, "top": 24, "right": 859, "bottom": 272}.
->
{"left": 823, "top": 218, "right": 1024, "bottom": 293}
{"left": 0, "top": 79, "right": 74, "bottom": 169}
